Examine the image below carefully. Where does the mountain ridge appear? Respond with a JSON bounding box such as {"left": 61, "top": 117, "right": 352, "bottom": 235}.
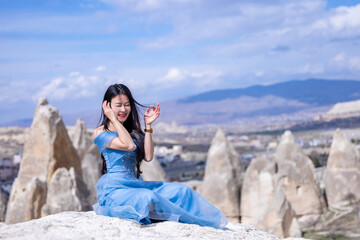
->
{"left": 179, "top": 79, "right": 360, "bottom": 105}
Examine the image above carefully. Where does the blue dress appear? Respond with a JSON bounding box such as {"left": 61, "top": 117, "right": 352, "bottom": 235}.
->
{"left": 92, "top": 131, "right": 227, "bottom": 229}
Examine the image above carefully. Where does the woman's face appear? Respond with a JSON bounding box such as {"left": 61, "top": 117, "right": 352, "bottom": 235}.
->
{"left": 110, "top": 94, "right": 131, "bottom": 124}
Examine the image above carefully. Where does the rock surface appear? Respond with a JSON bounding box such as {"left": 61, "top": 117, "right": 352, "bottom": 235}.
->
{"left": 5, "top": 177, "right": 47, "bottom": 223}
{"left": 140, "top": 156, "right": 167, "bottom": 181}
{"left": 241, "top": 156, "right": 301, "bottom": 238}
{"left": 197, "top": 129, "right": 243, "bottom": 222}
{"left": 41, "top": 167, "right": 91, "bottom": 216}
{"left": 325, "top": 129, "right": 360, "bottom": 210}
{"left": 274, "top": 131, "right": 325, "bottom": 229}
{"left": 70, "top": 119, "right": 102, "bottom": 205}
{"left": 0, "top": 211, "right": 301, "bottom": 240}
{"left": 5, "top": 99, "right": 85, "bottom": 224}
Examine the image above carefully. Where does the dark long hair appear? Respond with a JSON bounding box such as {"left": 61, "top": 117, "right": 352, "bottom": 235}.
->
{"left": 98, "top": 84, "right": 145, "bottom": 178}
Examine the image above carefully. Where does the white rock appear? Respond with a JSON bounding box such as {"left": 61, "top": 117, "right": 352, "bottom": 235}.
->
{"left": 197, "top": 129, "right": 243, "bottom": 222}
{"left": 0, "top": 211, "right": 284, "bottom": 240}
{"left": 5, "top": 99, "right": 84, "bottom": 224}
{"left": 241, "top": 156, "right": 301, "bottom": 238}
{"left": 274, "top": 131, "right": 326, "bottom": 229}
{"left": 325, "top": 129, "right": 360, "bottom": 210}
{"left": 69, "top": 119, "right": 102, "bottom": 205}
{"left": 41, "top": 167, "right": 91, "bottom": 216}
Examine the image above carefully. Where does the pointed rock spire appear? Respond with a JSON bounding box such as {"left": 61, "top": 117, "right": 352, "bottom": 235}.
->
{"left": 5, "top": 99, "right": 85, "bottom": 224}
{"left": 274, "top": 130, "right": 325, "bottom": 229}
{"left": 197, "top": 129, "right": 243, "bottom": 222}
{"left": 325, "top": 129, "right": 360, "bottom": 210}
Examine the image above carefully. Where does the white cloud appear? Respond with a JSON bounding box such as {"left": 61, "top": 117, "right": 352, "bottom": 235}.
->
{"left": 157, "top": 67, "right": 222, "bottom": 89}
{"left": 33, "top": 77, "right": 65, "bottom": 101}
{"left": 69, "top": 72, "right": 81, "bottom": 77}
{"left": 330, "top": 53, "right": 360, "bottom": 71}
{"left": 158, "top": 67, "right": 184, "bottom": 83}
{"left": 95, "top": 66, "right": 106, "bottom": 72}
{"left": 255, "top": 71, "right": 265, "bottom": 77}
{"left": 2, "top": 0, "right": 360, "bottom": 109}
{"left": 309, "top": 4, "right": 360, "bottom": 38}
{"left": 298, "top": 64, "right": 324, "bottom": 74}
{"left": 33, "top": 72, "right": 104, "bottom": 102}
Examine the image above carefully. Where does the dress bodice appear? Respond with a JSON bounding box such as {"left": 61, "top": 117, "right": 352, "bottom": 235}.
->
{"left": 94, "top": 131, "right": 137, "bottom": 178}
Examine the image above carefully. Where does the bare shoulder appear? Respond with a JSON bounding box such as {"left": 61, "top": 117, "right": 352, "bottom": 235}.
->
{"left": 92, "top": 126, "right": 105, "bottom": 140}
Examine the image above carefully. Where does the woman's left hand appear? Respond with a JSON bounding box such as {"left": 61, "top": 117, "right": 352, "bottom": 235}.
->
{"left": 144, "top": 103, "right": 160, "bottom": 125}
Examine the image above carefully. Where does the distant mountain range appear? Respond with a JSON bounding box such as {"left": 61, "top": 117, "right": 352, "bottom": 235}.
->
{"left": 160, "top": 79, "right": 360, "bottom": 125}
{"left": 2, "top": 79, "right": 360, "bottom": 127}
{"left": 179, "top": 79, "right": 360, "bottom": 105}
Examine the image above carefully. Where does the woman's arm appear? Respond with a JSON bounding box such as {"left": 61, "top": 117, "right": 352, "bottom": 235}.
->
{"left": 144, "top": 123, "right": 154, "bottom": 161}
{"left": 144, "top": 103, "right": 160, "bottom": 161}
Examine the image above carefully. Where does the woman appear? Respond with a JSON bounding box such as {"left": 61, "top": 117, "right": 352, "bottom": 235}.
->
{"left": 92, "top": 84, "right": 227, "bottom": 229}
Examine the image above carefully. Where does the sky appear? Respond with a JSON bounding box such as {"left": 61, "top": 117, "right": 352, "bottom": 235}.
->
{"left": 1, "top": 0, "right": 360, "bottom": 124}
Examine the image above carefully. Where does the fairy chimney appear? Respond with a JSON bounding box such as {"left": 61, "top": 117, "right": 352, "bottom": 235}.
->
{"left": 274, "top": 131, "right": 326, "bottom": 229}
{"left": 325, "top": 129, "right": 360, "bottom": 210}
{"left": 5, "top": 98, "right": 85, "bottom": 224}
{"left": 197, "top": 129, "right": 243, "bottom": 222}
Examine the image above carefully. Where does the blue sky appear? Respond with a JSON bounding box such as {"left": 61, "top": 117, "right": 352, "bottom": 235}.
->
{"left": 1, "top": 0, "right": 360, "bottom": 124}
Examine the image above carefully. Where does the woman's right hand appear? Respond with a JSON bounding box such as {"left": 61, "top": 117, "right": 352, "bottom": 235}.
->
{"left": 102, "top": 101, "right": 116, "bottom": 122}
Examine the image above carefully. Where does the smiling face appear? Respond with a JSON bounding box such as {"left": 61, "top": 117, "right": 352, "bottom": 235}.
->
{"left": 110, "top": 94, "right": 131, "bottom": 124}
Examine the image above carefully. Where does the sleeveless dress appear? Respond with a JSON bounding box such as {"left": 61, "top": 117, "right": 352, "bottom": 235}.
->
{"left": 92, "top": 131, "right": 227, "bottom": 229}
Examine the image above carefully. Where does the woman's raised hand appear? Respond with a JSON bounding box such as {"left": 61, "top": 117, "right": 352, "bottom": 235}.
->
{"left": 102, "top": 101, "right": 116, "bottom": 122}
{"left": 144, "top": 103, "right": 160, "bottom": 125}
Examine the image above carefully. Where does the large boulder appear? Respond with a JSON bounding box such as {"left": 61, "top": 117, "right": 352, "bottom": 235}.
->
{"left": 0, "top": 211, "right": 292, "bottom": 240}
{"left": 5, "top": 98, "right": 84, "bottom": 224}
{"left": 5, "top": 177, "right": 46, "bottom": 223}
{"left": 41, "top": 167, "right": 91, "bottom": 216}
{"left": 70, "top": 119, "right": 102, "bottom": 205}
{"left": 241, "top": 156, "right": 301, "bottom": 238}
{"left": 274, "top": 131, "right": 326, "bottom": 229}
{"left": 325, "top": 129, "right": 360, "bottom": 210}
{"left": 141, "top": 156, "right": 167, "bottom": 181}
{"left": 197, "top": 129, "right": 243, "bottom": 222}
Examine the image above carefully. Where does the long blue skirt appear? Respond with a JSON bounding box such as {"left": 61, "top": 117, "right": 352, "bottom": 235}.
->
{"left": 93, "top": 173, "right": 227, "bottom": 229}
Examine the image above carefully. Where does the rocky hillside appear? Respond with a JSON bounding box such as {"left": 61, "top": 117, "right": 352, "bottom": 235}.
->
{"left": 316, "top": 99, "right": 360, "bottom": 121}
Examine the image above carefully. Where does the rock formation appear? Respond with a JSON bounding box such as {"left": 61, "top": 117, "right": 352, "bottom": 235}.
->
{"left": 5, "top": 98, "right": 87, "bottom": 224}
{"left": 5, "top": 177, "right": 46, "bottom": 223}
{"left": 315, "top": 99, "right": 360, "bottom": 121}
{"left": 241, "top": 156, "right": 301, "bottom": 238}
{"left": 197, "top": 129, "right": 243, "bottom": 222}
{"left": 41, "top": 167, "right": 91, "bottom": 216}
{"left": 141, "top": 156, "right": 167, "bottom": 181}
{"left": 325, "top": 129, "right": 360, "bottom": 210}
{"left": 70, "top": 119, "right": 102, "bottom": 205}
{"left": 274, "top": 131, "right": 326, "bottom": 229}
{"left": 0, "top": 211, "right": 301, "bottom": 240}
